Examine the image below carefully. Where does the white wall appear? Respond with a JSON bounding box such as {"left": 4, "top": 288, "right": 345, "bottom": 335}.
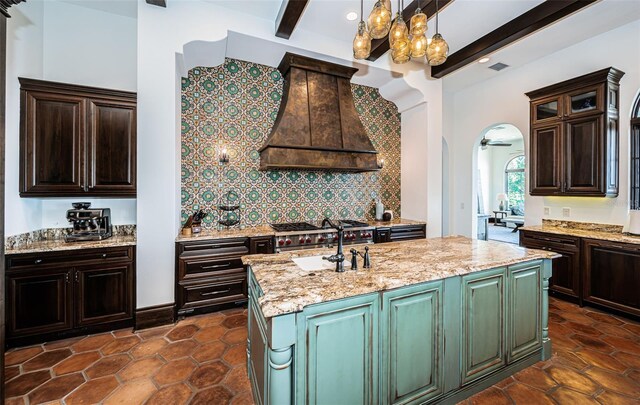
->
{"left": 5, "top": 0, "right": 137, "bottom": 236}
{"left": 446, "top": 20, "right": 640, "bottom": 237}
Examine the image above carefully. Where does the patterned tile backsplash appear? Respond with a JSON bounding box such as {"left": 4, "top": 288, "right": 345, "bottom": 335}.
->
{"left": 181, "top": 58, "right": 401, "bottom": 229}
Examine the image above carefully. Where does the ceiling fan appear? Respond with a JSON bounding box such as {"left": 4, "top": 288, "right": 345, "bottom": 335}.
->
{"left": 480, "top": 136, "right": 512, "bottom": 150}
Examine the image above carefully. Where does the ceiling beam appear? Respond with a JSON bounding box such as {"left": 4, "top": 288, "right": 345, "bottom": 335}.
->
{"left": 0, "top": 0, "right": 25, "bottom": 17}
{"left": 430, "top": 0, "right": 597, "bottom": 78}
{"left": 145, "top": 0, "right": 167, "bottom": 8}
{"left": 367, "top": 0, "right": 454, "bottom": 62}
{"left": 275, "top": 0, "right": 310, "bottom": 39}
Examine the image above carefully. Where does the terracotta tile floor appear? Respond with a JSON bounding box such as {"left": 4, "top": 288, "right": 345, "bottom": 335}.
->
{"left": 4, "top": 298, "right": 640, "bottom": 404}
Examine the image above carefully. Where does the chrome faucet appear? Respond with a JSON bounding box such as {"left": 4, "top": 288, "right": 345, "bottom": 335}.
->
{"left": 321, "top": 218, "right": 345, "bottom": 272}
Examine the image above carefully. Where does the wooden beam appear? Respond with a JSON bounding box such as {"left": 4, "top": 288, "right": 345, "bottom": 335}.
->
{"left": 430, "top": 0, "right": 596, "bottom": 78}
{"left": 145, "top": 0, "right": 167, "bottom": 8}
{"left": 367, "top": 0, "right": 454, "bottom": 62}
{"left": 0, "top": 0, "right": 25, "bottom": 18}
{"left": 275, "top": 0, "right": 309, "bottom": 39}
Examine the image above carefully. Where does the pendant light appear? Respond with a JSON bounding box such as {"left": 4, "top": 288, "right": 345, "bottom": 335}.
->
{"left": 426, "top": 0, "right": 449, "bottom": 66}
{"left": 368, "top": 0, "right": 392, "bottom": 39}
{"left": 389, "top": 0, "right": 410, "bottom": 63}
{"left": 409, "top": 7, "right": 427, "bottom": 58}
{"left": 353, "top": 0, "right": 372, "bottom": 59}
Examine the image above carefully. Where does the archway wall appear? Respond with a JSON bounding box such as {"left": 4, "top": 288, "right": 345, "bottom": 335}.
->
{"left": 444, "top": 20, "right": 640, "bottom": 238}
{"left": 137, "top": 0, "right": 443, "bottom": 308}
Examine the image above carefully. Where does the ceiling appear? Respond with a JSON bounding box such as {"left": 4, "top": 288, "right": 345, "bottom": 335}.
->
{"left": 485, "top": 124, "right": 524, "bottom": 142}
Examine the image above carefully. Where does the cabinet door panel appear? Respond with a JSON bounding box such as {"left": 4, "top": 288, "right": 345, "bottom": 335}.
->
{"left": 7, "top": 269, "right": 73, "bottom": 337}
{"left": 550, "top": 250, "right": 580, "bottom": 300}
{"left": 509, "top": 262, "right": 542, "bottom": 362}
{"left": 249, "top": 237, "right": 274, "bottom": 255}
{"left": 87, "top": 99, "right": 136, "bottom": 195}
{"left": 299, "top": 295, "right": 378, "bottom": 405}
{"left": 584, "top": 240, "right": 640, "bottom": 316}
{"left": 461, "top": 269, "right": 506, "bottom": 384}
{"left": 532, "top": 96, "right": 562, "bottom": 124}
{"left": 76, "top": 263, "right": 133, "bottom": 326}
{"left": 22, "top": 92, "right": 85, "bottom": 194}
{"left": 382, "top": 282, "right": 443, "bottom": 404}
{"left": 530, "top": 124, "right": 561, "bottom": 195}
{"left": 565, "top": 116, "right": 602, "bottom": 194}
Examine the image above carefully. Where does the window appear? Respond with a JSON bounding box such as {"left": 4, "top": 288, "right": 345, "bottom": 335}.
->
{"left": 631, "top": 95, "right": 640, "bottom": 209}
{"left": 505, "top": 155, "right": 525, "bottom": 210}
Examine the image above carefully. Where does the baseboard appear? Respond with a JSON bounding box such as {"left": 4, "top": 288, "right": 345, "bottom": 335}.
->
{"left": 135, "top": 303, "right": 176, "bottom": 330}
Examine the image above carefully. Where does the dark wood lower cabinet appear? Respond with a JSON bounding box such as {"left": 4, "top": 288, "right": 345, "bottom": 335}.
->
{"left": 583, "top": 239, "right": 640, "bottom": 317}
{"left": 5, "top": 246, "right": 135, "bottom": 347}
{"left": 520, "top": 230, "right": 581, "bottom": 303}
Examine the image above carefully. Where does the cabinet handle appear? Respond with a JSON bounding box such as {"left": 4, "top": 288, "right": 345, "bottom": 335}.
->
{"left": 75, "top": 272, "right": 79, "bottom": 283}
{"left": 34, "top": 259, "right": 42, "bottom": 264}
{"left": 102, "top": 253, "right": 108, "bottom": 258}
{"left": 65, "top": 273, "right": 70, "bottom": 283}
{"left": 201, "top": 289, "right": 230, "bottom": 297}
{"left": 201, "top": 263, "right": 231, "bottom": 270}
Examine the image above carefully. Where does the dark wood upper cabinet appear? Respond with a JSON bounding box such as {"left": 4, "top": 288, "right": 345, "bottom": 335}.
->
{"left": 526, "top": 67, "right": 623, "bottom": 197}
{"left": 19, "top": 78, "right": 136, "bottom": 197}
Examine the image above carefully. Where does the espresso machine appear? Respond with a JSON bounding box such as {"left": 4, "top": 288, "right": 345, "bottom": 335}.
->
{"left": 65, "top": 202, "right": 113, "bottom": 242}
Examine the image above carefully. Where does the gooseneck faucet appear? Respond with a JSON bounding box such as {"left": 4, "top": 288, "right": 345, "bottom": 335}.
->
{"left": 321, "top": 218, "right": 345, "bottom": 272}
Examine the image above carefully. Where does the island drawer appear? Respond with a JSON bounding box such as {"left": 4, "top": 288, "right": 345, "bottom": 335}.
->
{"left": 178, "top": 275, "right": 247, "bottom": 311}
{"left": 7, "top": 246, "right": 133, "bottom": 268}
{"left": 389, "top": 225, "right": 426, "bottom": 242}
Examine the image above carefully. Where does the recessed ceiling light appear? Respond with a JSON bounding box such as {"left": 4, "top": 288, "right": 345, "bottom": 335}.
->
{"left": 478, "top": 57, "right": 490, "bottom": 64}
{"left": 346, "top": 11, "right": 358, "bottom": 21}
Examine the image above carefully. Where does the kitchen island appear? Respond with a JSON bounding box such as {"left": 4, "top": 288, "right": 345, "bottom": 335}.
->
{"left": 244, "top": 236, "right": 557, "bottom": 405}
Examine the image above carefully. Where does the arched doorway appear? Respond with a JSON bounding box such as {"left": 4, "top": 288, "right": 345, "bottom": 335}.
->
{"left": 475, "top": 124, "right": 525, "bottom": 244}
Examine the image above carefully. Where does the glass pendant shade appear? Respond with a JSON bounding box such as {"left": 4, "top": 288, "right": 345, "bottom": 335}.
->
{"left": 426, "top": 33, "right": 449, "bottom": 66}
{"left": 410, "top": 34, "right": 427, "bottom": 58}
{"left": 410, "top": 8, "right": 427, "bottom": 36}
{"left": 353, "top": 21, "right": 372, "bottom": 59}
{"left": 383, "top": 0, "right": 392, "bottom": 11}
{"left": 389, "top": 13, "right": 408, "bottom": 47}
{"left": 368, "top": 1, "right": 391, "bottom": 39}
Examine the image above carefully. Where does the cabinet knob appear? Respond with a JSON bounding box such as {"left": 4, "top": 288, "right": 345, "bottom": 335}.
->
{"left": 102, "top": 253, "right": 107, "bottom": 258}
{"left": 34, "top": 259, "right": 42, "bottom": 264}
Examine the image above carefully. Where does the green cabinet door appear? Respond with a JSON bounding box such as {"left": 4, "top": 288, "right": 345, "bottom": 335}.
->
{"left": 296, "top": 293, "right": 379, "bottom": 405}
{"left": 461, "top": 268, "right": 507, "bottom": 385}
{"left": 508, "top": 261, "right": 542, "bottom": 362}
{"left": 248, "top": 293, "right": 267, "bottom": 405}
{"left": 381, "top": 281, "right": 444, "bottom": 404}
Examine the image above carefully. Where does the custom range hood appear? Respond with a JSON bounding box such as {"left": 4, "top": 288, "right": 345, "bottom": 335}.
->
{"left": 259, "top": 53, "right": 379, "bottom": 172}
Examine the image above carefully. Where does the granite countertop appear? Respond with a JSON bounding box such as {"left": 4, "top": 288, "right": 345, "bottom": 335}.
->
{"left": 520, "top": 219, "right": 640, "bottom": 245}
{"left": 175, "top": 218, "right": 425, "bottom": 242}
{"left": 244, "top": 236, "right": 557, "bottom": 318}
{"left": 175, "top": 225, "right": 275, "bottom": 242}
{"left": 367, "top": 218, "right": 425, "bottom": 227}
{"left": 5, "top": 235, "right": 137, "bottom": 255}
{"left": 520, "top": 225, "right": 640, "bottom": 245}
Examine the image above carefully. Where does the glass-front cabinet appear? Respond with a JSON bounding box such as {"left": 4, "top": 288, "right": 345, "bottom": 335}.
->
{"left": 531, "top": 96, "right": 562, "bottom": 124}
{"left": 565, "top": 84, "right": 604, "bottom": 118}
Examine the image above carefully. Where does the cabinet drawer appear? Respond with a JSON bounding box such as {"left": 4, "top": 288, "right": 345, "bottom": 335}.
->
{"left": 389, "top": 225, "right": 426, "bottom": 241}
{"left": 180, "top": 276, "right": 247, "bottom": 308}
{"left": 7, "top": 247, "right": 133, "bottom": 268}
{"left": 520, "top": 231, "right": 579, "bottom": 250}
{"left": 180, "top": 257, "right": 244, "bottom": 280}
{"left": 178, "top": 238, "right": 249, "bottom": 259}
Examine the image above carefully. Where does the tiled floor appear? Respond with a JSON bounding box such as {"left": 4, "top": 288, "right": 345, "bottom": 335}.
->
{"left": 4, "top": 298, "right": 640, "bottom": 404}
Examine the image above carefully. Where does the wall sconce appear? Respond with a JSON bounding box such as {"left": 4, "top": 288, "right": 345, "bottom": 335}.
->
{"left": 219, "top": 146, "right": 229, "bottom": 163}
{"left": 378, "top": 158, "right": 385, "bottom": 169}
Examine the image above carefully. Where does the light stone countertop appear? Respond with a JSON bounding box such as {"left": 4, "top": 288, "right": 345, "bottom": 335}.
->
{"left": 520, "top": 225, "right": 640, "bottom": 245}
{"left": 244, "top": 236, "right": 557, "bottom": 318}
{"left": 5, "top": 235, "right": 137, "bottom": 255}
{"left": 175, "top": 218, "right": 426, "bottom": 242}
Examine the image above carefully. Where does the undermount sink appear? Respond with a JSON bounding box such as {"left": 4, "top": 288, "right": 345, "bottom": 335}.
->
{"left": 292, "top": 255, "right": 335, "bottom": 271}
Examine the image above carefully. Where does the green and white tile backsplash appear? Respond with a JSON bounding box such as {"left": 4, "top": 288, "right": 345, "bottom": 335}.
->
{"left": 181, "top": 58, "right": 401, "bottom": 229}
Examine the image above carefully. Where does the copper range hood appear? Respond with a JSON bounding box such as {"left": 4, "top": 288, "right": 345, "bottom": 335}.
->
{"left": 259, "top": 53, "right": 379, "bottom": 172}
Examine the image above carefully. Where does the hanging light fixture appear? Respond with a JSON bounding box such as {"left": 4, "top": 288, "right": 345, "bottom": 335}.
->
{"left": 409, "top": 7, "right": 427, "bottom": 58}
{"left": 389, "top": 0, "right": 410, "bottom": 63}
{"left": 353, "top": 0, "right": 372, "bottom": 59}
{"left": 426, "top": 0, "right": 449, "bottom": 66}
{"left": 368, "top": 0, "right": 392, "bottom": 39}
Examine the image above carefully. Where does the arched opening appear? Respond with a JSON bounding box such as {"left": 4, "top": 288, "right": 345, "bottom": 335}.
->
{"left": 475, "top": 123, "right": 525, "bottom": 244}
{"left": 630, "top": 91, "right": 640, "bottom": 210}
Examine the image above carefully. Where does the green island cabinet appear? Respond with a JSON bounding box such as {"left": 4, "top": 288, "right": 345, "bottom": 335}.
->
{"left": 247, "top": 259, "right": 551, "bottom": 405}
